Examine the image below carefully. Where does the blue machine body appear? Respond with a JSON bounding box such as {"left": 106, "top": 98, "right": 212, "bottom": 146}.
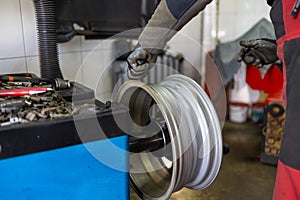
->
{"left": 0, "top": 136, "right": 128, "bottom": 200}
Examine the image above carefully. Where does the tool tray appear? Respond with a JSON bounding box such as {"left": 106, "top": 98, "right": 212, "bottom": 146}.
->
{"left": 0, "top": 77, "right": 127, "bottom": 159}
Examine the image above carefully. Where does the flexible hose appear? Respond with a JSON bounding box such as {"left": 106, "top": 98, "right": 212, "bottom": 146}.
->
{"left": 33, "top": 0, "right": 63, "bottom": 79}
{"left": 114, "top": 74, "right": 222, "bottom": 199}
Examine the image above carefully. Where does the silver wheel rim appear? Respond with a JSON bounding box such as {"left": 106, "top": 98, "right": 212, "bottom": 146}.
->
{"left": 114, "top": 74, "right": 223, "bottom": 199}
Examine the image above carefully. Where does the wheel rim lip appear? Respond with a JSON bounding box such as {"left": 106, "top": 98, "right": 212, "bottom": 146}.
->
{"left": 114, "top": 80, "right": 178, "bottom": 199}
{"left": 137, "top": 83, "right": 179, "bottom": 200}
{"left": 167, "top": 75, "right": 223, "bottom": 189}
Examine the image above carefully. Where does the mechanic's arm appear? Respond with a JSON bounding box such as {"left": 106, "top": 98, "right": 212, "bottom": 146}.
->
{"left": 140, "top": 0, "right": 213, "bottom": 53}
{"left": 128, "top": 0, "right": 213, "bottom": 79}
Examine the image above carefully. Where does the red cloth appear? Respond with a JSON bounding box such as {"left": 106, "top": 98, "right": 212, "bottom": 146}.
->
{"left": 246, "top": 64, "right": 283, "bottom": 95}
{"left": 273, "top": 161, "right": 300, "bottom": 200}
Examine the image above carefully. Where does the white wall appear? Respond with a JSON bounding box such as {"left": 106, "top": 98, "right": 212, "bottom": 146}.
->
{"left": 165, "top": 0, "right": 271, "bottom": 83}
{"left": 0, "top": 0, "right": 116, "bottom": 100}
{"left": 1, "top": 0, "right": 80, "bottom": 79}
{"left": 168, "top": 14, "right": 203, "bottom": 67}
{"left": 203, "top": 0, "right": 271, "bottom": 52}
{"left": 0, "top": 0, "right": 272, "bottom": 98}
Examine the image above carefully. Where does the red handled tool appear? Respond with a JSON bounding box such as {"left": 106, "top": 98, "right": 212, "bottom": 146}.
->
{"left": 0, "top": 87, "right": 52, "bottom": 96}
{"left": 0, "top": 73, "right": 70, "bottom": 90}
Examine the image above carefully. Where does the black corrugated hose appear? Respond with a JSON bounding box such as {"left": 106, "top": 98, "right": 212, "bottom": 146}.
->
{"left": 33, "top": 0, "right": 63, "bottom": 79}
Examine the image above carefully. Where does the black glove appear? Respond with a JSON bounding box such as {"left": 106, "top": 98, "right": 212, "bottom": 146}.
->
{"left": 237, "top": 38, "right": 279, "bottom": 68}
{"left": 127, "top": 47, "right": 157, "bottom": 79}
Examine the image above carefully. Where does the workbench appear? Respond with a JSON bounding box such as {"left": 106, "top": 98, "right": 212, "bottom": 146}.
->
{"left": 0, "top": 84, "right": 129, "bottom": 199}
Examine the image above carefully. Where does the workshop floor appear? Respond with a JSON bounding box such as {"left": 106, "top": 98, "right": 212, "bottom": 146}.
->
{"left": 130, "top": 121, "right": 277, "bottom": 200}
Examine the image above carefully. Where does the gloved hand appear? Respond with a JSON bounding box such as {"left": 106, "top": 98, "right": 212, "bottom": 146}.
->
{"left": 237, "top": 38, "right": 278, "bottom": 68}
{"left": 127, "top": 47, "right": 157, "bottom": 79}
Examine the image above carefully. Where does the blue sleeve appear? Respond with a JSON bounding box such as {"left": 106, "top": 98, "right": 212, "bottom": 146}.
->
{"left": 166, "top": 0, "right": 198, "bottom": 19}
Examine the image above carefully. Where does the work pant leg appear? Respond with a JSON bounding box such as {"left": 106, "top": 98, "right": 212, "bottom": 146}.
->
{"left": 270, "top": 0, "right": 300, "bottom": 199}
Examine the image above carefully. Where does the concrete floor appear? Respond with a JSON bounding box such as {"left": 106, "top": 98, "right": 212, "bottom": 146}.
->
{"left": 130, "top": 121, "right": 277, "bottom": 200}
